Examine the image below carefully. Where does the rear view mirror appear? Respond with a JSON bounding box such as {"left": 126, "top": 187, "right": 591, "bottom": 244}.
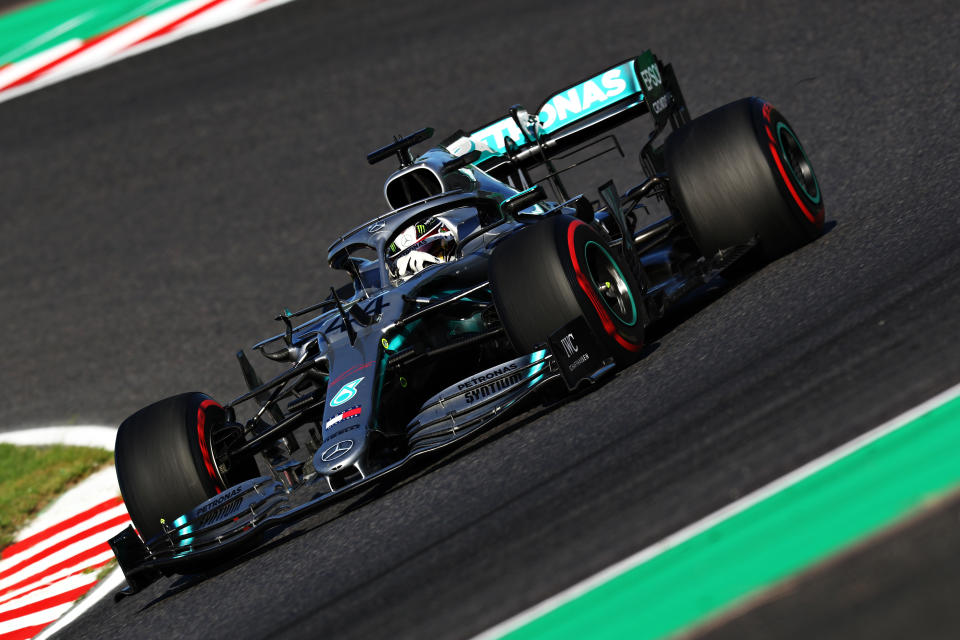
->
{"left": 500, "top": 184, "right": 546, "bottom": 218}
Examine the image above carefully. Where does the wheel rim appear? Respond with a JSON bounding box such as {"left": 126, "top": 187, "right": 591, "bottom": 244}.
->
{"left": 776, "top": 122, "right": 821, "bottom": 204}
{"left": 583, "top": 241, "right": 638, "bottom": 327}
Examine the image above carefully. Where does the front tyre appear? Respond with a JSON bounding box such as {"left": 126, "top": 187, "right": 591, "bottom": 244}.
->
{"left": 664, "top": 97, "right": 824, "bottom": 261}
{"left": 489, "top": 215, "right": 645, "bottom": 365}
{"left": 115, "top": 392, "right": 258, "bottom": 543}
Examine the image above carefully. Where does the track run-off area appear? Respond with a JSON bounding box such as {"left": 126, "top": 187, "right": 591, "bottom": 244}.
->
{"left": 0, "top": 0, "right": 296, "bottom": 102}
{"left": 480, "top": 384, "right": 960, "bottom": 638}
{"left": 0, "top": 427, "right": 126, "bottom": 640}
{"left": 0, "top": 1, "right": 958, "bottom": 639}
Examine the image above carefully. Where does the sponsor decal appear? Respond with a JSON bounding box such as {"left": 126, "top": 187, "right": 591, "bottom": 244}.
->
{"left": 327, "top": 424, "right": 361, "bottom": 441}
{"left": 464, "top": 369, "right": 526, "bottom": 404}
{"left": 636, "top": 51, "right": 672, "bottom": 124}
{"left": 330, "top": 377, "right": 364, "bottom": 407}
{"left": 568, "top": 352, "right": 591, "bottom": 372}
{"left": 639, "top": 61, "right": 662, "bottom": 89}
{"left": 196, "top": 483, "right": 246, "bottom": 516}
{"left": 560, "top": 332, "right": 591, "bottom": 372}
{"left": 320, "top": 439, "right": 354, "bottom": 462}
{"left": 457, "top": 363, "right": 519, "bottom": 391}
{"left": 325, "top": 405, "right": 362, "bottom": 429}
{"left": 447, "top": 61, "right": 641, "bottom": 161}
{"left": 650, "top": 94, "right": 671, "bottom": 115}
{"left": 560, "top": 333, "right": 579, "bottom": 358}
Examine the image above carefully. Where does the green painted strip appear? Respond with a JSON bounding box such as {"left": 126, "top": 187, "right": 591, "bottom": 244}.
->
{"left": 0, "top": 0, "right": 188, "bottom": 64}
{"left": 500, "top": 390, "right": 960, "bottom": 640}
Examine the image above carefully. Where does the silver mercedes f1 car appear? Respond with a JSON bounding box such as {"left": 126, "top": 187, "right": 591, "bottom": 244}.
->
{"left": 109, "top": 50, "right": 824, "bottom": 593}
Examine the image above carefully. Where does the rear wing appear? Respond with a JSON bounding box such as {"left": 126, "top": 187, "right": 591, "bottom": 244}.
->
{"left": 442, "top": 51, "right": 689, "bottom": 196}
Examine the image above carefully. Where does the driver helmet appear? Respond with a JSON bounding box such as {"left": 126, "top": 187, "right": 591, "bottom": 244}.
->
{"left": 389, "top": 217, "right": 455, "bottom": 279}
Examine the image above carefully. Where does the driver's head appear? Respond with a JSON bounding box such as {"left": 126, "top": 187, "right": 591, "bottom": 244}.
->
{"left": 390, "top": 218, "right": 454, "bottom": 279}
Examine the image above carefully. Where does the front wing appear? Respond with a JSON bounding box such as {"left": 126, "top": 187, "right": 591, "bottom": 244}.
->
{"left": 110, "top": 328, "right": 614, "bottom": 593}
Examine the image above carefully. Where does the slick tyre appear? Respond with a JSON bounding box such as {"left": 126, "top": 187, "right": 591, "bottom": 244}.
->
{"left": 115, "top": 392, "right": 258, "bottom": 543}
{"left": 489, "top": 215, "right": 645, "bottom": 365}
{"left": 664, "top": 97, "right": 824, "bottom": 261}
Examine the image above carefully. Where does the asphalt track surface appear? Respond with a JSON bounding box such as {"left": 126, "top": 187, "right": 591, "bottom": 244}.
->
{"left": 0, "top": 0, "right": 957, "bottom": 638}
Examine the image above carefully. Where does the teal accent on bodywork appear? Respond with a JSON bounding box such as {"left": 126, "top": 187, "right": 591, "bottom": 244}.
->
{"left": 501, "top": 186, "right": 540, "bottom": 206}
{"left": 447, "top": 312, "right": 485, "bottom": 337}
{"left": 447, "top": 60, "right": 642, "bottom": 164}
{"left": 776, "top": 121, "right": 822, "bottom": 204}
{"left": 373, "top": 350, "right": 390, "bottom": 429}
{"left": 173, "top": 514, "right": 193, "bottom": 547}
{"left": 378, "top": 319, "right": 423, "bottom": 425}
{"left": 583, "top": 241, "right": 638, "bottom": 327}
{"left": 385, "top": 318, "right": 421, "bottom": 351}
{"left": 526, "top": 349, "right": 548, "bottom": 388}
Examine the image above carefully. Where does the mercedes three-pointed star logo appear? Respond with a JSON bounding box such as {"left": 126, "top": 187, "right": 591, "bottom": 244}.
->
{"left": 320, "top": 439, "right": 355, "bottom": 462}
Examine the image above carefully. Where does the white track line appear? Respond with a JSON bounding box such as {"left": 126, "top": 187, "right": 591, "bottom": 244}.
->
{"left": 0, "top": 426, "right": 116, "bottom": 451}
{"left": 472, "top": 380, "right": 960, "bottom": 639}
{"left": 0, "top": 39, "right": 82, "bottom": 88}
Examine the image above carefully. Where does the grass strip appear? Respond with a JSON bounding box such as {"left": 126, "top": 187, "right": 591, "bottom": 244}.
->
{"left": 0, "top": 443, "right": 112, "bottom": 549}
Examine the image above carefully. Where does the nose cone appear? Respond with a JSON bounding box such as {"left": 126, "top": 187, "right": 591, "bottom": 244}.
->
{"left": 313, "top": 429, "right": 366, "bottom": 475}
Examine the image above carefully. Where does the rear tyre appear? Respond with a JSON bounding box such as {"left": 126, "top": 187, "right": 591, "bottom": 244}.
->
{"left": 489, "top": 215, "right": 645, "bottom": 365}
{"left": 115, "top": 392, "right": 258, "bottom": 543}
{"left": 664, "top": 97, "right": 824, "bottom": 261}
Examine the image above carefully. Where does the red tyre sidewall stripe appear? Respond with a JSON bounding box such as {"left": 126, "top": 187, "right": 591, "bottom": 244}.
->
{"left": 766, "top": 135, "right": 820, "bottom": 225}
{"left": 760, "top": 101, "right": 824, "bottom": 227}
{"left": 197, "top": 399, "right": 222, "bottom": 492}
{"left": 566, "top": 220, "right": 642, "bottom": 353}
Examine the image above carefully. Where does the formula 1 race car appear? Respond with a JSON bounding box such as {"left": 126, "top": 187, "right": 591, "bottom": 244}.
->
{"left": 109, "top": 51, "right": 824, "bottom": 592}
